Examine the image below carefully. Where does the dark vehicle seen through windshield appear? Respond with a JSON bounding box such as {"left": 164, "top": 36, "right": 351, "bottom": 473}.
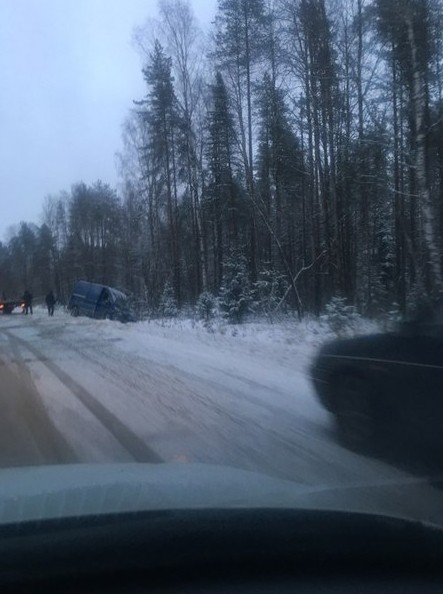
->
{"left": 311, "top": 300, "right": 443, "bottom": 461}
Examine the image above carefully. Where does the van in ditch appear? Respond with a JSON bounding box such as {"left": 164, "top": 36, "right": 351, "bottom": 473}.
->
{"left": 67, "top": 281, "right": 135, "bottom": 323}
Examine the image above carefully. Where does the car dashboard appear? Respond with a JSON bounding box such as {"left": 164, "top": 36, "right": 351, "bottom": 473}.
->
{"left": 1, "top": 508, "right": 443, "bottom": 593}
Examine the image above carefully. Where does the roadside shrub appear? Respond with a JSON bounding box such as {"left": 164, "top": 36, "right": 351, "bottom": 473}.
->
{"left": 252, "top": 269, "right": 289, "bottom": 321}
{"left": 159, "top": 281, "right": 178, "bottom": 318}
{"left": 322, "top": 296, "right": 361, "bottom": 336}
{"left": 219, "top": 253, "right": 253, "bottom": 324}
{"left": 195, "top": 291, "right": 217, "bottom": 323}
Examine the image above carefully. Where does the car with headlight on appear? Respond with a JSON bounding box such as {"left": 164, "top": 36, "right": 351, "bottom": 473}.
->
{"left": 310, "top": 302, "right": 443, "bottom": 454}
{"left": 0, "top": 298, "right": 25, "bottom": 314}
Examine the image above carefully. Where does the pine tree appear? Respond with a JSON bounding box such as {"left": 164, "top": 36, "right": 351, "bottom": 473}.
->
{"left": 298, "top": 0, "right": 341, "bottom": 297}
{"left": 323, "top": 295, "right": 361, "bottom": 336}
{"left": 219, "top": 251, "right": 253, "bottom": 323}
{"left": 255, "top": 73, "right": 305, "bottom": 285}
{"left": 139, "top": 40, "right": 183, "bottom": 305}
{"left": 204, "top": 72, "right": 242, "bottom": 292}
{"left": 214, "top": 0, "right": 267, "bottom": 279}
{"left": 195, "top": 290, "right": 217, "bottom": 322}
{"left": 159, "top": 281, "right": 179, "bottom": 317}
{"left": 158, "top": 0, "right": 206, "bottom": 300}
{"left": 34, "top": 224, "right": 54, "bottom": 297}
{"left": 253, "top": 269, "right": 289, "bottom": 319}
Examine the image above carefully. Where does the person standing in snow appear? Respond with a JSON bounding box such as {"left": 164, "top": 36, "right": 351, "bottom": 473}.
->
{"left": 45, "top": 290, "right": 56, "bottom": 316}
{"left": 23, "top": 290, "right": 33, "bottom": 315}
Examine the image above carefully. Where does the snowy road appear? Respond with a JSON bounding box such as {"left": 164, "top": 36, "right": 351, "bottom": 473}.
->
{"left": 1, "top": 308, "right": 443, "bottom": 523}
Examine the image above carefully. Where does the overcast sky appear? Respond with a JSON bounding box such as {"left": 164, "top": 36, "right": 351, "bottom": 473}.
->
{"left": 0, "top": 0, "right": 216, "bottom": 242}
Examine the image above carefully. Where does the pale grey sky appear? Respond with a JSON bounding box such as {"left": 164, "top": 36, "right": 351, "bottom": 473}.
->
{"left": 0, "top": 0, "right": 216, "bottom": 241}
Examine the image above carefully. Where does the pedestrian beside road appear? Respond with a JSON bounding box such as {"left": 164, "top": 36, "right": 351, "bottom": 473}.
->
{"left": 23, "top": 290, "right": 33, "bottom": 315}
{"left": 45, "top": 290, "right": 56, "bottom": 316}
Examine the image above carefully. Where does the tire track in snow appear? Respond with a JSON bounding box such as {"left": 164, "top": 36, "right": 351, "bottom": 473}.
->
{"left": 3, "top": 332, "right": 77, "bottom": 464}
{"left": 4, "top": 331, "right": 163, "bottom": 464}
{"left": 32, "top": 328, "right": 292, "bottom": 470}
{"left": 63, "top": 334, "right": 415, "bottom": 485}
{"left": 18, "top": 316, "right": 411, "bottom": 485}
{"left": 45, "top": 333, "right": 388, "bottom": 483}
{"left": 39, "top": 332, "right": 220, "bottom": 431}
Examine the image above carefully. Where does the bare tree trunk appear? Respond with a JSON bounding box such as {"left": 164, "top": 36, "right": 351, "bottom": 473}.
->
{"left": 392, "top": 51, "right": 406, "bottom": 311}
{"left": 407, "top": 17, "right": 443, "bottom": 296}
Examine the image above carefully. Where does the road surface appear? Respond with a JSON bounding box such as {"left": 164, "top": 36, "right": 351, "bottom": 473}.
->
{"left": 0, "top": 309, "right": 442, "bottom": 524}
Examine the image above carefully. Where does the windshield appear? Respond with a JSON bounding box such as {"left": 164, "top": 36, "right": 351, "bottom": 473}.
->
{"left": 108, "top": 287, "right": 128, "bottom": 303}
{"left": 0, "top": 0, "right": 443, "bottom": 530}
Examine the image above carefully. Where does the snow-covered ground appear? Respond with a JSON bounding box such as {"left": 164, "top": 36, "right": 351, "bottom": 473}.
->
{"left": 0, "top": 307, "right": 391, "bottom": 477}
{"left": 2, "top": 306, "right": 443, "bottom": 524}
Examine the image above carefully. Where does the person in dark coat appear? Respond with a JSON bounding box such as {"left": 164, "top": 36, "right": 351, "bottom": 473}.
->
{"left": 45, "top": 290, "right": 56, "bottom": 316}
{"left": 23, "top": 290, "right": 33, "bottom": 315}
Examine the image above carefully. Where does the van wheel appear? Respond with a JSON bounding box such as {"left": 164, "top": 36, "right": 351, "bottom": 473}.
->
{"left": 71, "top": 306, "right": 79, "bottom": 317}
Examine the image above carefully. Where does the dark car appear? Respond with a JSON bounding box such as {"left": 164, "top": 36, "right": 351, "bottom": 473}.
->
{"left": 68, "top": 280, "right": 135, "bottom": 323}
{"left": 310, "top": 302, "right": 443, "bottom": 453}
